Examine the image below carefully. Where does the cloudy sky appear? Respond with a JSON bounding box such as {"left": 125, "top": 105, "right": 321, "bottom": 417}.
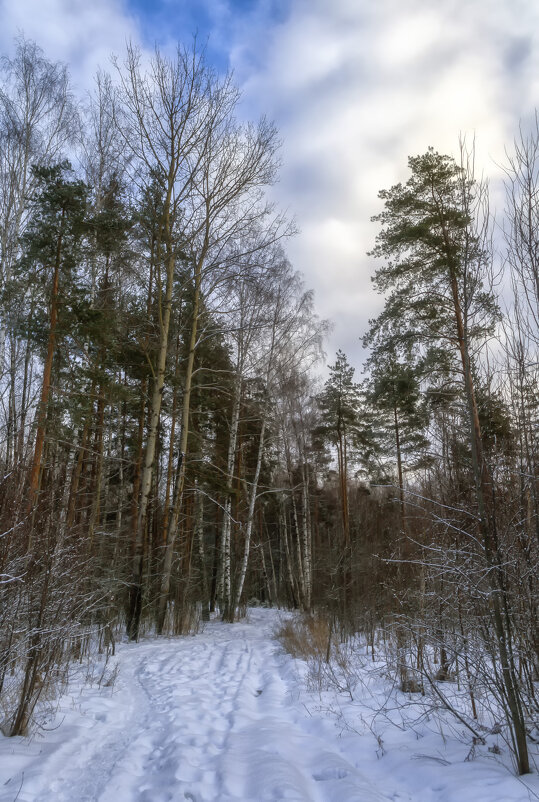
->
{"left": 1, "top": 0, "right": 538, "bottom": 371}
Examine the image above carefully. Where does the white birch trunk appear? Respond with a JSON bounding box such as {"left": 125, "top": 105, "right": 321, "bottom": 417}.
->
{"left": 290, "top": 491, "right": 305, "bottom": 606}
{"left": 233, "top": 416, "right": 267, "bottom": 615}
{"left": 300, "top": 464, "right": 312, "bottom": 610}
{"left": 219, "top": 372, "right": 242, "bottom": 619}
{"left": 281, "top": 502, "right": 299, "bottom": 607}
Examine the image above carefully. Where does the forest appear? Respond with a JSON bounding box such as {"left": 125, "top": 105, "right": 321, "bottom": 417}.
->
{"left": 0, "top": 37, "right": 537, "bottom": 777}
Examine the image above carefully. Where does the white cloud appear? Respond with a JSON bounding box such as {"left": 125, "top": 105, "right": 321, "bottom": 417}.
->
{"left": 227, "top": 0, "right": 539, "bottom": 370}
{"left": 0, "top": 0, "right": 140, "bottom": 92}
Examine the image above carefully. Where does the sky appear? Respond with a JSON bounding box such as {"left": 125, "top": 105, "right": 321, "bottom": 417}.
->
{"left": 1, "top": 0, "right": 538, "bottom": 373}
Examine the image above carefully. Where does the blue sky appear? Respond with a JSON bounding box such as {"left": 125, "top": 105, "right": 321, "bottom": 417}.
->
{"left": 125, "top": 0, "right": 291, "bottom": 74}
{"left": 1, "top": 0, "right": 538, "bottom": 370}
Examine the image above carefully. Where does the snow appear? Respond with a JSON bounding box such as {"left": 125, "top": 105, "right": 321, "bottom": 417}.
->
{"left": 0, "top": 608, "right": 536, "bottom": 802}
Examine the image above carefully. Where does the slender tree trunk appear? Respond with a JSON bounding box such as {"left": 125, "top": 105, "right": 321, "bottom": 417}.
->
{"left": 66, "top": 420, "right": 91, "bottom": 528}
{"left": 281, "top": 502, "right": 299, "bottom": 607}
{"left": 156, "top": 246, "right": 206, "bottom": 635}
{"left": 448, "top": 263, "right": 530, "bottom": 774}
{"left": 219, "top": 373, "right": 242, "bottom": 620}
{"left": 16, "top": 313, "right": 34, "bottom": 467}
{"left": 127, "top": 213, "right": 175, "bottom": 641}
{"left": 232, "top": 417, "right": 267, "bottom": 618}
{"left": 162, "top": 330, "right": 182, "bottom": 551}
{"left": 210, "top": 505, "right": 221, "bottom": 613}
{"left": 394, "top": 404, "right": 406, "bottom": 536}
{"left": 194, "top": 482, "right": 209, "bottom": 620}
{"left": 300, "top": 462, "right": 312, "bottom": 611}
{"left": 290, "top": 489, "right": 305, "bottom": 607}
{"left": 27, "top": 208, "right": 65, "bottom": 509}
{"left": 87, "top": 389, "right": 106, "bottom": 551}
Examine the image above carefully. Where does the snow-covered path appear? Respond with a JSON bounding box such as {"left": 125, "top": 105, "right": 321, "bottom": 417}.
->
{"left": 0, "top": 610, "right": 389, "bottom": 802}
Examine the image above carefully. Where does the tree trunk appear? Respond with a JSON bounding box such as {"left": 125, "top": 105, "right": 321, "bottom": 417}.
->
{"left": 156, "top": 246, "right": 205, "bottom": 635}
{"left": 27, "top": 208, "right": 65, "bottom": 509}
{"left": 127, "top": 220, "right": 175, "bottom": 641}
{"left": 448, "top": 263, "right": 530, "bottom": 775}
{"left": 300, "top": 460, "right": 313, "bottom": 612}
{"left": 232, "top": 417, "right": 267, "bottom": 618}
{"left": 219, "top": 373, "right": 242, "bottom": 620}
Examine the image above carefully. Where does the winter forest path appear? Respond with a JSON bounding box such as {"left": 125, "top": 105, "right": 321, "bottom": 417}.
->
{"left": 1, "top": 609, "right": 390, "bottom": 802}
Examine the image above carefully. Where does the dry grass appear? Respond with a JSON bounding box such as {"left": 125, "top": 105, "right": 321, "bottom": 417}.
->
{"left": 275, "top": 614, "right": 330, "bottom": 660}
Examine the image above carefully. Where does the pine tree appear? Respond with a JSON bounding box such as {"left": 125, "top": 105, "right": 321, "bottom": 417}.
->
{"left": 317, "top": 351, "right": 363, "bottom": 546}
{"left": 370, "top": 148, "right": 530, "bottom": 774}
{"left": 19, "top": 162, "right": 88, "bottom": 508}
{"left": 364, "top": 350, "right": 430, "bottom": 530}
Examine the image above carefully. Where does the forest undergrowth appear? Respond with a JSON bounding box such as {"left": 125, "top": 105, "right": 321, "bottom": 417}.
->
{"left": 276, "top": 612, "right": 539, "bottom": 777}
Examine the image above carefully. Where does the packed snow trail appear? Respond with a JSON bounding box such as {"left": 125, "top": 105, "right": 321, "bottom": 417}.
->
{"left": 0, "top": 609, "right": 389, "bottom": 802}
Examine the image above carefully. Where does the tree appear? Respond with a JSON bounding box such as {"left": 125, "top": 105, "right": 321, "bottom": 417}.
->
{"left": 316, "top": 351, "right": 369, "bottom": 621}
{"left": 19, "top": 163, "right": 88, "bottom": 508}
{"left": 503, "top": 120, "right": 539, "bottom": 548}
{"left": 370, "top": 147, "right": 530, "bottom": 774}
{"left": 153, "top": 75, "right": 282, "bottom": 635}
{"left": 230, "top": 258, "right": 324, "bottom": 619}
{"left": 363, "top": 349, "right": 430, "bottom": 529}
{"left": 0, "top": 38, "right": 78, "bottom": 471}
{"left": 114, "top": 43, "right": 217, "bottom": 639}
{"left": 112, "top": 43, "right": 283, "bottom": 637}
{"left": 317, "top": 351, "right": 363, "bottom": 547}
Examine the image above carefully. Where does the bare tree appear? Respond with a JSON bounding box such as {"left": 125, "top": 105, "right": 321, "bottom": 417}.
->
{"left": 0, "top": 38, "right": 77, "bottom": 470}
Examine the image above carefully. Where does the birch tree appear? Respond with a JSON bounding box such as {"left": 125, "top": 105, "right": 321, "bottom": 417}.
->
{"left": 114, "top": 43, "right": 220, "bottom": 639}
{"left": 229, "top": 261, "right": 325, "bottom": 618}
{"left": 112, "top": 42, "right": 282, "bottom": 636}
{"left": 0, "top": 39, "right": 77, "bottom": 467}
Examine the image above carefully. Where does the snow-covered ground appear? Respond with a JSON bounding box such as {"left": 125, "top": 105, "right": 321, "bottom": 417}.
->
{"left": 0, "top": 608, "right": 537, "bottom": 802}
